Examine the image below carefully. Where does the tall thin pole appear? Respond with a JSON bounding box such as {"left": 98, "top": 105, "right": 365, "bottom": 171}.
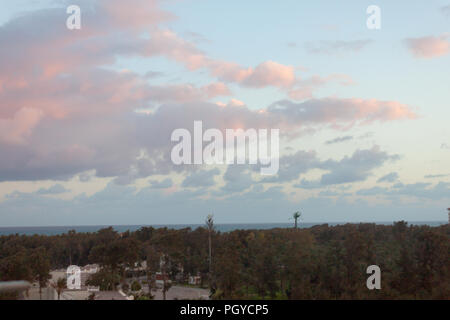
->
{"left": 205, "top": 214, "right": 214, "bottom": 285}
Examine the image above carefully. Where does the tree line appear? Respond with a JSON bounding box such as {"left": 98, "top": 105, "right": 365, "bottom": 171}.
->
{"left": 0, "top": 222, "right": 448, "bottom": 299}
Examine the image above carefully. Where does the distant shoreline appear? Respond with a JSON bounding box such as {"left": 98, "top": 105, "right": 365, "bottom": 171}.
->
{"left": 0, "top": 221, "right": 446, "bottom": 236}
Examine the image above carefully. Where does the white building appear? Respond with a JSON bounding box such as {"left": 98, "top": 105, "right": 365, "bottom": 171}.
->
{"left": 66, "top": 264, "right": 100, "bottom": 291}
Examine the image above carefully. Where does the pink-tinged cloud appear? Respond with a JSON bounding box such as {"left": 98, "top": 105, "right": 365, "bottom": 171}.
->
{"left": 100, "top": 0, "right": 174, "bottom": 30}
{"left": 242, "top": 61, "right": 296, "bottom": 88}
{"left": 288, "top": 87, "right": 314, "bottom": 100}
{"left": 268, "top": 98, "right": 417, "bottom": 129}
{"left": 288, "top": 74, "right": 355, "bottom": 101}
{"left": 0, "top": 0, "right": 417, "bottom": 183}
{"left": 0, "top": 96, "right": 416, "bottom": 182}
{"left": 146, "top": 30, "right": 296, "bottom": 88}
{"left": 405, "top": 34, "right": 450, "bottom": 58}
{"left": 0, "top": 108, "right": 43, "bottom": 145}
{"left": 143, "top": 82, "right": 231, "bottom": 103}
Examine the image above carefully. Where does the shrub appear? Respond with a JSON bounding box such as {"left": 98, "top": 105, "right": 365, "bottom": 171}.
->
{"left": 131, "top": 280, "right": 142, "bottom": 292}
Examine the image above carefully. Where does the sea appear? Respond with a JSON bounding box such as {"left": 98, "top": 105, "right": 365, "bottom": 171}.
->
{"left": 0, "top": 221, "right": 446, "bottom": 236}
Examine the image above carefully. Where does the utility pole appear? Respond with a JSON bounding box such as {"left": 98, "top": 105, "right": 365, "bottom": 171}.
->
{"left": 205, "top": 214, "right": 214, "bottom": 286}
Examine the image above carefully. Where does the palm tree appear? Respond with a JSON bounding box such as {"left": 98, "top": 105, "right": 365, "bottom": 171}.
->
{"left": 53, "top": 277, "right": 66, "bottom": 300}
{"left": 292, "top": 211, "right": 302, "bottom": 229}
{"left": 205, "top": 214, "right": 214, "bottom": 285}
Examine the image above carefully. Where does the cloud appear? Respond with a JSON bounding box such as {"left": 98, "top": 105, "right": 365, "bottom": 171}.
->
{"left": 325, "top": 136, "right": 353, "bottom": 145}
{"left": 319, "top": 146, "right": 399, "bottom": 185}
{"left": 184, "top": 31, "right": 211, "bottom": 44}
{"left": 36, "top": 184, "right": 69, "bottom": 195}
{"left": 305, "top": 40, "right": 372, "bottom": 55}
{"left": 424, "top": 174, "right": 449, "bottom": 179}
{"left": 268, "top": 98, "right": 416, "bottom": 129}
{"left": 0, "top": 0, "right": 416, "bottom": 185}
{"left": 356, "top": 187, "right": 387, "bottom": 196}
{"left": 0, "top": 95, "right": 415, "bottom": 183}
{"left": 144, "top": 82, "right": 231, "bottom": 102}
{"left": 143, "top": 29, "right": 298, "bottom": 89}
{"left": 393, "top": 182, "right": 450, "bottom": 199}
{"left": 358, "top": 132, "right": 374, "bottom": 140}
{"left": 269, "top": 146, "right": 398, "bottom": 186}
{"left": 377, "top": 172, "right": 399, "bottom": 183}
{"left": 182, "top": 168, "right": 221, "bottom": 188}
{"left": 149, "top": 178, "right": 173, "bottom": 189}
{"left": 357, "top": 182, "right": 450, "bottom": 200}
{"left": 288, "top": 74, "right": 355, "bottom": 101}
{"left": 288, "top": 87, "right": 314, "bottom": 100}
{"left": 294, "top": 179, "right": 323, "bottom": 189}
{"left": 441, "top": 5, "right": 450, "bottom": 18}
{"left": 219, "top": 165, "right": 255, "bottom": 194}
{"left": 0, "top": 0, "right": 445, "bottom": 226}
{"left": 1, "top": 180, "right": 447, "bottom": 226}
{"left": 263, "top": 150, "right": 319, "bottom": 183}
{"left": 0, "top": 108, "right": 43, "bottom": 145}
{"left": 144, "top": 71, "right": 164, "bottom": 79}
{"left": 241, "top": 61, "right": 296, "bottom": 88}
{"left": 405, "top": 34, "right": 450, "bottom": 58}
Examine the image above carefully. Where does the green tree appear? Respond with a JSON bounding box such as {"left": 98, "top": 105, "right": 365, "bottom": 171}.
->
{"left": 86, "top": 268, "right": 121, "bottom": 291}
{"left": 131, "top": 280, "right": 142, "bottom": 292}
{"left": 29, "top": 247, "right": 51, "bottom": 300}
{"left": 53, "top": 277, "right": 67, "bottom": 300}
{"left": 145, "top": 245, "right": 159, "bottom": 298}
{"left": 160, "top": 253, "right": 172, "bottom": 300}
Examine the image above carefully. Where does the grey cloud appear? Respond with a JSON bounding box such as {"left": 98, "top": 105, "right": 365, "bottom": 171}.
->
{"left": 377, "top": 172, "right": 399, "bottom": 183}
{"left": 184, "top": 31, "right": 211, "bottom": 44}
{"left": 293, "top": 179, "right": 323, "bottom": 189}
{"left": 442, "top": 5, "right": 450, "bottom": 17}
{"left": 149, "top": 178, "right": 173, "bottom": 189}
{"left": 220, "top": 166, "right": 254, "bottom": 194}
{"left": 319, "top": 190, "right": 346, "bottom": 197}
{"left": 36, "top": 184, "right": 69, "bottom": 195}
{"left": 325, "top": 135, "right": 353, "bottom": 145}
{"left": 357, "top": 182, "right": 450, "bottom": 200}
{"left": 262, "top": 150, "right": 319, "bottom": 183}
{"left": 1, "top": 181, "right": 447, "bottom": 226}
{"left": 273, "top": 146, "right": 398, "bottom": 187}
{"left": 305, "top": 39, "right": 372, "bottom": 55}
{"left": 424, "top": 174, "right": 449, "bottom": 179}
{"left": 182, "top": 168, "right": 221, "bottom": 188}
{"left": 318, "top": 147, "right": 399, "bottom": 185}
{"left": 144, "top": 71, "right": 164, "bottom": 78}
{"left": 359, "top": 132, "right": 374, "bottom": 139}
{"left": 267, "top": 98, "right": 415, "bottom": 128}
{"left": 356, "top": 187, "right": 387, "bottom": 196}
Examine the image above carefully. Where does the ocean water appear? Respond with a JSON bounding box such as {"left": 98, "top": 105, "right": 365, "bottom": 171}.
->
{"left": 0, "top": 221, "right": 446, "bottom": 236}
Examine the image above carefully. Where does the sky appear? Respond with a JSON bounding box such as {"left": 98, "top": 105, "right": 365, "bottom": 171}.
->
{"left": 0, "top": 0, "right": 449, "bottom": 226}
